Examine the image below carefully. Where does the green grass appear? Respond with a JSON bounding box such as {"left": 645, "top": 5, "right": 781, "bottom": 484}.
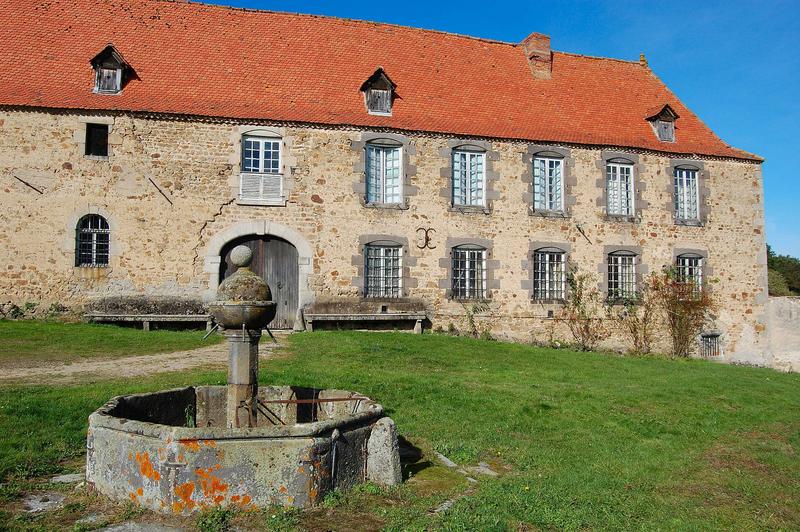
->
{"left": 0, "top": 320, "right": 220, "bottom": 366}
{"left": 1, "top": 331, "right": 799, "bottom": 530}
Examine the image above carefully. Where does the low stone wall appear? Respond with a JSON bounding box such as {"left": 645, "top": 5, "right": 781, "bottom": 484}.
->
{"left": 767, "top": 297, "right": 800, "bottom": 372}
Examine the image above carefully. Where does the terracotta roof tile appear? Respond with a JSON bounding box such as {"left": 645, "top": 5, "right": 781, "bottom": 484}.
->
{"left": 0, "top": 0, "right": 759, "bottom": 160}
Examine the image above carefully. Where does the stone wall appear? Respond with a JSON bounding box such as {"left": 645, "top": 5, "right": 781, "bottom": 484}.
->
{"left": 766, "top": 297, "right": 800, "bottom": 372}
{"left": 0, "top": 108, "right": 770, "bottom": 364}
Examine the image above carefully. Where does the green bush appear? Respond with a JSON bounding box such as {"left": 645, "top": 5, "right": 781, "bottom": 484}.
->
{"left": 769, "top": 268, "right": 793, "bottom": 296}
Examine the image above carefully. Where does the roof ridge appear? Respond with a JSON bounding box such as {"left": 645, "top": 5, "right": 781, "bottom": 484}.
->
{"left": 553, "top": 50, "right": 643, "bottom": 65}
{"left": 144, "top": 0, "right": 522, "bottom": 48}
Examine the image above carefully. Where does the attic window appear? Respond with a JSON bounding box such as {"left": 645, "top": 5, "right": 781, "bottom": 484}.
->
{"left": 360, "top": 68, "right": 396, "bottom": 116}
{"left": 90, "top": 44, "right": 131, "bottom": 95}
{"left": 646, "top": 104, "right": 679, "bottom": 143}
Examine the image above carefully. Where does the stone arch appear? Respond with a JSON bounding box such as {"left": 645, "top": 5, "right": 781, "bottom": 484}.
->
{"left": 203, "top": 220, "right": 313, "bottom": 330}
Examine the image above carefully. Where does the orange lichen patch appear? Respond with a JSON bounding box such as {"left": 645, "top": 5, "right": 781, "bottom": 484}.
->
{"left": 174, "top": 482, "right": 196, "bottom": 511}
{"left": 135, "top": 452, "right": 161, "bottom": 481}
{"left": 310, "top": 488, "right": 318, "bottom": 500}
{"left": 201, "top": 440, "right": 217, "bottom": 448}
{"left": 279, "top": 485, "right": 287, "bottom": 493}
{"left": 180, "top": 440, "right": 201, "bottom": 452}
{"left": 195, "top": 467, "right": 229, "bottom": 500}
{"left": 136, "top": 487, "right": 144, "bottom": 497}
{"left": 231, "top": 495, "right": 241, "bottom": 503}
{"left": 178, "top": 453, "right": 185, "bottom": 462}
{"left": 129, "top": 492, "right": 137, "bottom": 502}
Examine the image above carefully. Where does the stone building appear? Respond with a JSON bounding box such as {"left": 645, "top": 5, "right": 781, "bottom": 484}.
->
{"left": 0, "top": 0, "right": 772, "bottom": 365}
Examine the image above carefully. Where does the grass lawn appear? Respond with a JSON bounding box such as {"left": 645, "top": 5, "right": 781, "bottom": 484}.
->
{"left": 0, "top": 320, "right": 221, "bottom": 367}
{"left": 1, "top": 331, "right": 799, "bottom": 530}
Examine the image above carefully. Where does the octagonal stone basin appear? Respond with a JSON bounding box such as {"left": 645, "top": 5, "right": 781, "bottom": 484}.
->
{"left": 86, "top": 386, "right": 398, "bottom": 514}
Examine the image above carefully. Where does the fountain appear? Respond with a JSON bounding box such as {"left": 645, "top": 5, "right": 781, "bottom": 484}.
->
{"left": 85, "top": 246, "right": 401, "bottom": 514}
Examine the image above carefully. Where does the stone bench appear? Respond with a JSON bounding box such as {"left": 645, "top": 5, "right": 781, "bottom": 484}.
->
{"left": 304, "top": 312, "right": 426, "bottom": 334}
{"left": 85, "top": 313, "right": 214, "bottom": 332}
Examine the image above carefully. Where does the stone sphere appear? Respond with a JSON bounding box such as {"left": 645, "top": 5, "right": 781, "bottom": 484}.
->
{"left": 230, "top": 245, "right": 253, "bottom": 268}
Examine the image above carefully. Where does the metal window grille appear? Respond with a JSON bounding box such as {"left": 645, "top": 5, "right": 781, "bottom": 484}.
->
{"left": 533, "top": 157, "right": 564, "bottom": 212}
{"left": 76, "top": 214, "right": 110, "bottom": 267}
{"left": 533, "top": 249, "right": 566, "bottom": 300}
{"left": 240, "top": 136, "right": 283, "bottom": 201}
{"left": 85, "top": 124, "right": 109, "bottom": 157}
{"left": 674, "top": 167, "right": 700, "bottom": 221}
{"left": 364, "top": 245, "right": 402, "bottom": 298}
{"left": 608, "top": 252, "right": 637, "bottom": 301}
{"left": 452, "top": 150, "right": 485, "bottom": 207}
{"left": 676, "top": 254, "right": 703, "bottom": 298}
{"left": 366, "top": 89, "right": 392, "bottom": 114}
{"left": 95, "top": 67, "right": 121, "bottom": 93}
{"left": 700, "top": 333, "right": 721, "bottom": 357}
{"left": 452, "top": 247, "right": 486, "bottom": 299}
{"left": 606, "top": 162, "right": 634, "bottom": 216}
{"left": 366, "top": 144, "right": 402, "bottom": 203}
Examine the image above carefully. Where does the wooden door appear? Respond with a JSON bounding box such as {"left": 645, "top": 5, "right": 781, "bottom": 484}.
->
{"left": 220, "top": 235, "right": 299, "bottom": 329}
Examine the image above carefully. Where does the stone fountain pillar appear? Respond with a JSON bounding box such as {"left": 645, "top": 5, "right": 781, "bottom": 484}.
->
{"left": 208, "top": 245, "right": 277, "bottom": 429}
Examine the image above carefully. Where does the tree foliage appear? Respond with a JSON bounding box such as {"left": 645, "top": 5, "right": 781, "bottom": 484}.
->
{"left": 767, "top": 245, "right": 800, "bottom": 295}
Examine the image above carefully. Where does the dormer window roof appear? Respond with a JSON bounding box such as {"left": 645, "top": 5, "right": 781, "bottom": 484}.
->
{"left": 646, "top": 103, "right": 679, "bottom": 143}
{"left": 360, "top": 68, "right": 396, "bottom": 116}
{"left": 90, "top": 44, "right": 131, "bottom": 95}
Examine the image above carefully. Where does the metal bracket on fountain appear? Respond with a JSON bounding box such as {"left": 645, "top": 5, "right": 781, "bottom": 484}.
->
{"left": 207, "top": 245, "right": 277, "bottom": 428}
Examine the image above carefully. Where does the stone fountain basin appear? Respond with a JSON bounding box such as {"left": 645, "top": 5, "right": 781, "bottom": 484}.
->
{"left": 86, "top": 386, "right": 399, "bottom": 514}
{"left": 207, "top": 301, "right": 276, "bottom": 329}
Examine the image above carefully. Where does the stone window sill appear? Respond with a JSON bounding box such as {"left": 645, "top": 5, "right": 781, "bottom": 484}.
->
{"left": 236, "top": 197, "right": 287, "bottom": 207}
{"left": 675, "top": 219, "right": 703, "bottom": 227}
{"left": 363, "top": 201, "right": 409, "bottom": 210}
{"left": 84, "top": 155, "right": 110, "bottom": 161}
{"left": 449, "top": 205, "right": 491, "bottom": 215}
{"left": 604, "top": 214, "right": 640, "bottom": 224}
{"left": 529, "top": 209, "right": 568, "bottom": 219}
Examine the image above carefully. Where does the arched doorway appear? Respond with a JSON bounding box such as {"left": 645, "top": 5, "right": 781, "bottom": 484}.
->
{"left": 219, "top": 235, "right": 299, "bottom": 329}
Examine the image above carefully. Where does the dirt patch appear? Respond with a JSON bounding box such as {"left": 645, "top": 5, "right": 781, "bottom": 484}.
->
{"left": 301, "top": 507, "right": 386, "bottom": 531}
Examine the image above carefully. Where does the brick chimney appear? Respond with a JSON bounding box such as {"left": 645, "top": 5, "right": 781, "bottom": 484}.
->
{"left": 521, "top": 32, "right": 552, "bottom": 80}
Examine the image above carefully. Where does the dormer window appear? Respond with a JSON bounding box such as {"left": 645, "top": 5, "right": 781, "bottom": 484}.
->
{"left": 360, "top": 68, "right": 396, "bottom": 116}
{"left": 646, "top": 104, "right": 679, "bottom": 143}
{"left": 90, "top": 44, "right": 131, "bottom": 95}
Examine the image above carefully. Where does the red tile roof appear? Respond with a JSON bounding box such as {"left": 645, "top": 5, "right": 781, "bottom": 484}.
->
{"left": 0, "top": 0, "right": 759, "bottom": 160}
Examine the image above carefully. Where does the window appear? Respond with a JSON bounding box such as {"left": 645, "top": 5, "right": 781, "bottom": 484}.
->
{"left": 95, "top": 67, "right": 122, "bottom": 94}
{"left": 700, "top": 333, "right": 721, "bottom": 357}
{"left": 85, "top": 124, "right": 109, "bottom": 157}
{"left": 608, "top": 251, "right": 637, "bottom": 301}
{"left": 676, "top": 253, "right": 703, "bottom": 298}
{"left": 364, "top": 244, "right": 402, "bottom": 298}
{"left": 76, "top": 214, "right": 110, "bottom": 267}
{"left": 366, "top": 89, "right": 392, "bottom": 115}
{"left": 452, "top": 150, "right": 486, "bottom": 207}
{"left": 606, "top": 160, "right": 635, "bottom": 216}
{"left": 239, "top": 135, "right": 283, "bottom": 203}
{"left": 533, "top": 248, "right": 566, "bottom": 301}
{"left": 366, "top": 143, "right": 402, "bottom": 204}
{"left": 533, "top": 157, "right": 564, "bottom": 212}
{"left": 452, "top": 246, "right": 486, "bottom": 299}
{"left": 674, "top": 167, "right": 700, "bottom": 222}
{"left": 656, "top": 119, "right": 675, "bottom": 142}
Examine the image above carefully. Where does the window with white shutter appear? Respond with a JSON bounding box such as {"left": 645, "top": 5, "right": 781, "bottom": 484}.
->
{"left": 239, "top": 136, "right": 284, "bottom": 204}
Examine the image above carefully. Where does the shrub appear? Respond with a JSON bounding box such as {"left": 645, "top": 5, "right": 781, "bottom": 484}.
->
{"left": 768, "top": 268, "right": 793, "bottom": 296}
{"left": 653, "top": 268, "right": 716, "bottom": 358}
{"left": 613, "top": 274, "right": 660, "bottom": 355}
{"left": 560, "top": 270, "right": 610, "bottom": 351}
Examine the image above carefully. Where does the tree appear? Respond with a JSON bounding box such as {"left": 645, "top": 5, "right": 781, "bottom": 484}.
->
{"left": 767, "top": 245, "right": 800, "bottom": 295}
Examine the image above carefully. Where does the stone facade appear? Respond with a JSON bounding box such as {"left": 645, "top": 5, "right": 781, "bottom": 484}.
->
{"left": 0, "top": 108, "right": 770, "bottom": 364}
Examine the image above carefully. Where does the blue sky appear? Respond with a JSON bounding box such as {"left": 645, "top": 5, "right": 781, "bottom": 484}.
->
{"left": 212, "top": 0, "right": 799, "bottom": 256}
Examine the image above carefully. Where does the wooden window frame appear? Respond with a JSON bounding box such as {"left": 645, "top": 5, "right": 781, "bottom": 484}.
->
{"left": 365, "top": 143, "right": 403, "bottom": 204}
{"left": 364, "top": 243, "right": 403, "bottom": 298}
{"left": 452, "top": 150, "right": 486, "bottom": 208}
{"left": 451, "top": 246, "right": 487, "bottom": 300}
{"left": 533, "top": 248, "right": 567, "bottom": 301}
{"left": 75, "top": 214, "right": 110, "bottom": 267}
{"left": 533, "top": 156, "right": 565, "bottom": 213}
{"left": 606, "top": 160, "right": 635, "bottom": 216}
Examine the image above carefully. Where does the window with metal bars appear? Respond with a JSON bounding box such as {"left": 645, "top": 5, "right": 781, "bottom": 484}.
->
{"left": 533, "top": 248, "right": 566, "bottom": 301}
{"left": 607, "top": 251, "right": 637, "bottom": 301}
{"left": 366, "top": 143, "right": 402, "bottom": 204}
{"left": 533, "top": 157, "right": 564, "bottom": 212}
{"left": 452, "top": 150, "right": 486, "bottom": 207}
{"left": 364, "top": 244, "right": 402, "bottom": 298}
{"left": 75, "top": 214, "right": 110, "bottom": 267}
{"left": 606, "top": 161, "right": 634, "bottom": 216}
{"left": 676, "top": 253, "right": 704, "bottom": 298}
{"left": 240, "top": 136, "right": 283, "bottom": 202}
{"left": 674, "top": 167, "right": 700, "bottom": 222}
{"left": 700, "top": 333, "right": 721, "bottom": 357}
{"left": 451, "top": 246, "right": 486, "bottom": 299}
